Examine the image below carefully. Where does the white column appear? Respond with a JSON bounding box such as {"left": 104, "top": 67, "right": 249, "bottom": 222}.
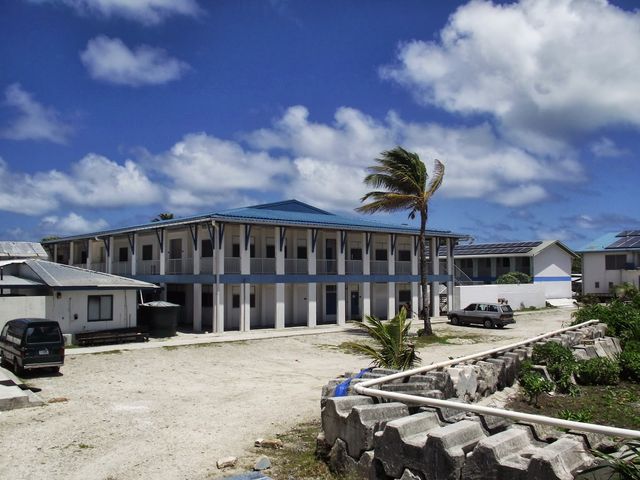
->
{"left": 240, "top": 225, "right": 250, "bottom": 275}
{"left": 193, "top": 227, "right": 201, "bottom": 275}
{"left": 193, "top": 283, "right": 202, "bottom": 332}
{"left": 107, "top": 236, "right": 114, "bottom": 274}
{"left": 446, "top": 238, "right": 454, "bottom": 314}
{"left": 338, "top": 232, "right": 346, "bottom": 275}
{"left": 53, "top": 244, "right": 58, "bottom": 263}
{"left": 411, "top": 236, "right": 419, "bottom": 319}
{"left": 430, "top": 237, "right": 440, "bottom": 317}
{"left": 362, "top": 232, "right": 371, "bottom": 318}
{"left": 159, "top": 229, "right": 166, "bottom": 275}
{"left": 215, "top": 227, "right": 225, "bottom": 333}
{"left": 387, "top": 234, "right": 396, "bottom": 319}
{"left": 131, "top": 233, "right": 138, "bottom": 276}
{"left": 86, "top": 240, "right": 92, "bottom": 270}
{"left": 307, "top": 229, "right": 317, "bottom": 328}
{"left": 275, "top": 226, "right": 285, "bottom": 329}
{"left": 68, "top": 242, "right": 74, "bottom": 265}
{"left": 337, "top": 282, "right": 346, "bottom": 326}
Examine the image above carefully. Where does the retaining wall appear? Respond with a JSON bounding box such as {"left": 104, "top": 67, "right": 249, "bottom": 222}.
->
{"left": 319, "top": 322, "right": 617, "bottom": 480}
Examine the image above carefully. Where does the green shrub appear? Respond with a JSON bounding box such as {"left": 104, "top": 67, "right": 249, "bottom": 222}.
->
{"left": 620, "top": 350, "right": 640, "bottom": 383}
{"left": 520, "top": 370, "right": 554, "bottom": 406}
{"left": 576, "top": 358, "right": 620, "bottom": 386}
{"left": 558, "top": 408, "right": 593, "bottom": 423}
{"left": 496, "top": 271, "right": 531, "bottom": 284}
{"left": 572, "top": 293, "right": 640, "bottom": 344}
{"left": 532, "top": 342, "right": 577, "bottom": 392}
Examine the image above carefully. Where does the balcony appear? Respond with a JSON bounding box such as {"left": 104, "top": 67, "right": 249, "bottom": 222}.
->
{"left": 90, "top": 262, "right": 106, "bottom": 273}
{"left": 167, "top": 257, "right": 193, "bottom": 274}
{"left": 225, "top": 257, "right": 241, "bottom": 274}
{"left": 200, "top": 257, "right": 214, "bottom": 274}
{"left": 72, "top": 263, "right": 86, "bottom": 269}
{"left": 112, "top": 261, "right": 131, "bottom": 275}
{"left": 316, "top": 258, "right": 337, "bottom": 274}
{"left": 251, "top": 258, "right": 276, "bottom": 274}
{"left": 371, "top": 261, "right": 388, "bottom": 274}
{"left": 395, "top": 261, "right": 412, "bottom": 274}
{"left": 345, "top": 260, "right": 363, "bottom": 275}
{"left": 285, "top": 258, "right": 307, "bottom": 274}
{"left": 138, "top": 260, "right": 160, "bottom": 275}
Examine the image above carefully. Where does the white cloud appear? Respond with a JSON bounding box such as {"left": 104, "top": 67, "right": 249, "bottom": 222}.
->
{"left": 0, "top": 154, "right": 161, "bottom": 215}
{"left": 590, "top": 137, "right": 628, "bottom": 158}
{"left": 153, "top": 132, "right": 291, "bottom": 209}
{"left": 80, "top": 36, "right": 189, "bottom": 86}
{"left": 382, "top": 0, "right": 640, "bottom": 145}
{"left": 28, "top": 0, "right": 202, "bottom": 25}
{"left": 0, "top": 83, "right": 72, "bottom": 144}
{"left": 40, "top": 213, "right": 108, "bottom": 235}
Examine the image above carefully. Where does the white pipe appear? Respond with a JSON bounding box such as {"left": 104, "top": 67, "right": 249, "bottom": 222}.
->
{"left": 353, "top": 320, "right": 640, "bottom": 439}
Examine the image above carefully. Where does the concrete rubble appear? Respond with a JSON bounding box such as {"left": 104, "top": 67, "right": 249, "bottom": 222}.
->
{"left": 0, "top": 367, "right": 43, "bottom": 411}
{"left": 319, "top": 322, "right": 614, "bottom": 479}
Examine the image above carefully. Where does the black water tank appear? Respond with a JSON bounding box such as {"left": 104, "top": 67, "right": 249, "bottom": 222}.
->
{"left": 139, "top": 301, "right": 181, "bottom": 337}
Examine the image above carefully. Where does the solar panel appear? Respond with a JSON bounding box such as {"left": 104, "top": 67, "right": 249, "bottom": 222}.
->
{"left": 606, "top": 234, "right": 640, "bottom": 249}
{"left": 616, "top": 230, "right": 640, "bottom": 237}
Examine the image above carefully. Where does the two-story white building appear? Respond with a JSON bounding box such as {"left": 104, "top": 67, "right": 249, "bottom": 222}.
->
{"left": 580, "top": 230, "right": 640, "bottom": 296}
{"left": 42, "top": 200, "right": 464, "bottom": 332}
{"left": 451, "top": 240, "right": 576, "bottom": 299}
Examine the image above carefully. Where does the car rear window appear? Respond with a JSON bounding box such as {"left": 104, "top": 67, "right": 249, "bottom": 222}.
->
{"left": 500, "top": 305, "right": 513, "bottom": 313}
{"left": 25, "top": 325, "right": 61, "bottom": 344}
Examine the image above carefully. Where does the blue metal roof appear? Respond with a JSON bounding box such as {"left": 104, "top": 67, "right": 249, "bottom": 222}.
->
{"left": 43, "top": 199, "right": 463, "bottom": 243}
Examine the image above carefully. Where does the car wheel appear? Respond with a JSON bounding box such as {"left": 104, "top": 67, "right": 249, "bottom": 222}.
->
{"left": 450, "top": 316, "right": 459, "bottom": 326}
{"left": 483, "top": 319, "right": 493, "bottom": 329}
{"left": 497, "top": 324, "right": 505, "bottom": 329}
{"left": 51, "top": 366, "right": 60, "bottom": 374}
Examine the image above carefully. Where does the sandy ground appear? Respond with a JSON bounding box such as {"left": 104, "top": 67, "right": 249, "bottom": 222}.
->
{"left": 0, "top": 309, "right": 575, "bottom": 480}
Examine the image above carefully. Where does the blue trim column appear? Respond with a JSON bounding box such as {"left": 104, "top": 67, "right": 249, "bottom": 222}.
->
{"left": 411, "top": 236, "right": 419, "bottom": 320}
{"left": 362, "top": 232, "right": 371, "bottom": 318}
{"left": 446, "top": 238, "right": 454, "bottom": 312}
{"left": 337, "top": 231, "right": 346, "bottom": 326}
{"left": 193, "top": 225, "right": 202, "bottom": 332}
{"left": 387, "top": 233, "right": 396, "bottom": 320}
{"left": 307, "top": 228, "right": 317, "bottom": 327}
{"left": 430, "top": 237, "right": 439, "bottom": 316}
{"left": 275, "top": 226, "right": 285, "bottom": 329}
{"left": 241, "top": 225, "right": 251, "bottom": 331}
{"left": 215, "top": 224, "right": 225, "bottom": 333}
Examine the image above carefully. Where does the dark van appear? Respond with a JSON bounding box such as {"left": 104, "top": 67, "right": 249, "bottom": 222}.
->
{"left": 0, "top": 319, "right": 64, "bottom": 375}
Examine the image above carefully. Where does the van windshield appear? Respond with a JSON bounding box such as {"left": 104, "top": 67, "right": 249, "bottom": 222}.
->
{"left": 25, "top": 325, "right": 61, "bottom": 344}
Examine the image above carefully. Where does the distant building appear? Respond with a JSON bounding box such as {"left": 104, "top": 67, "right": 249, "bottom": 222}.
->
{"left": 579, "top": 230, "right": 640, "bottom": 296}
{"left": 42, "top": 199, "right": 465, "bottom": 331}
{"left": 0, "top": 241, "right": 48, "bottom": 260}
{"left": 0, "top": 259, "right": 156, "bottom": 333}
{"left": 451, "top": 240, "right": 576, "bottom": 299}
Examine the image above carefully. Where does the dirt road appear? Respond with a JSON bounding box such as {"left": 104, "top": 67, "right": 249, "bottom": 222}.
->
{"left": 0, "top": 309, "right": 575, "bottom": 479}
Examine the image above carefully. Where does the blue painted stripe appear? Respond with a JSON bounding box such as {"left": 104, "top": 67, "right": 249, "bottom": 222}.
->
{"left": 533, "top": 276, "right": 571, "bottom": 282}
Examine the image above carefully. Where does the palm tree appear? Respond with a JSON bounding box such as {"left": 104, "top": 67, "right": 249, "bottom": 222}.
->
{"left": 356, "top": 146, "right": 445, "bottom": 336}
{"left": 151, "top": 212, "right": 175, "bottom": 222}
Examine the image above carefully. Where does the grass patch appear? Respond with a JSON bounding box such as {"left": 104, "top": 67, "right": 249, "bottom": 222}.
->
{"left": 333, "top": 333, "right": 486, "bottom": 355}
{"left": 506, "top": 381, "right": 640, "bottom": 430}
{"left": 162, "top": 343, "right": 220, "bottom": 351}
{"left": 91, "top": 349, "right": 122, "bottom": 355}
{"left": 265, "top": 419, "right": 357, "bottom": 480}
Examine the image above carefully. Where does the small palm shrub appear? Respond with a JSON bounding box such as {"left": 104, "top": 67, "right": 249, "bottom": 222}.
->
{"left": 620, "top": 350, "right": 640, "bottom": 382}
{"left": 558, "top": 408, "right": 593, "bottom": 423}
{"left": 532, "top": 342, "right": 577, "bottom": 393}
{"left": 576, "top": 358, "right": 620, "bottom": 386}
{"left": 584, "top": 440, "right": 640, "bottom": 480}
{"left": 345, "top": 307, "right": 420, "bottom": 370}
{"left": 519, "top": 370, "right": 554, "bottom": 406}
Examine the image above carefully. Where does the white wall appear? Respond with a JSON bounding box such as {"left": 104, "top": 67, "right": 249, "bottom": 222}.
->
{"left": 0, "top": 296, "right": 47, "bottom": 331}
{"left": 583, "top": 251, "right": 640, "bottom": 294}
{"left": 533, "top": 244, "right": 573, "bottom": 298}
{"left": 45, "top": 289, "right": 137, "bottom": 334}
{"left": 454, "top": 283, "right": 546, "bottom": 310}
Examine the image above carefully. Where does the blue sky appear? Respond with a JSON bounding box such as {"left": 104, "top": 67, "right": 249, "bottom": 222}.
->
{"left": 0, "top": 0, "right": 638, "bottom": 248}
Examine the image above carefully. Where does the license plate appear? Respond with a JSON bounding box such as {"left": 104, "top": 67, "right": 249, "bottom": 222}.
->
{"left": 39, "top": 349, "right": 49, "bottom": 355}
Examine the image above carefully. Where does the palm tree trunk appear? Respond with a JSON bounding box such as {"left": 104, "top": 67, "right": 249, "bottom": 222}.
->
{"left": 418, "top": 209, "right": 432, "bottom": 336}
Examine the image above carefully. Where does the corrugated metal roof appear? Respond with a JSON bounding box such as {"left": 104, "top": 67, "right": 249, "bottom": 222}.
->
{"left": 0, "top": 274, "right": 45, "bottom": 288}
{"left": 0, "top": 259, "right": 157, "bottom": 290}
{"left": 579, "top": 232, "right": 624, "bottom": 252}
{"left": 0, "top": 241, "right": 48, "bottom": 259}
{"left": 42, "top": 199, "right": 464, "bottom": 243}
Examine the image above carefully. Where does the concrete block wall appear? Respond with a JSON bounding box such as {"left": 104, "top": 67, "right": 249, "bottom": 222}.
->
{"left": 320, "top": 323, "right": 609, "bottom": 479}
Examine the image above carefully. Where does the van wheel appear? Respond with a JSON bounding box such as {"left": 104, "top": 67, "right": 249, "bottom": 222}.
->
{"left": 13, "top": 361, "right": 24, "bottom": 377}
{"left": 51, "top": 367, "right": 60, "bottom": 374}
{"left": 497, "top": 324, "right": 505, "bottom": 329}
{"left": 483, "top": 319, "right": 493, "bottom": 329}
{"left": 450, "top": 316, "right": 459, "bottom": 326}
{"left": 0, "top": 355, "right": 9, "bottom": 369}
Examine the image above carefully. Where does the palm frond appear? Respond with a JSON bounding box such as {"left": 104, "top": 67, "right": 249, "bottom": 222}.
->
{"left": 425, "top": 159, "right": 445, "bottom": 198}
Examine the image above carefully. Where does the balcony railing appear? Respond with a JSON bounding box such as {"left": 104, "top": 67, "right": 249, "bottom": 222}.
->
{"left": 371, "top": 261, "right": 388, "bottom": 274}
{"left": 72, "top": 263, "right": 86, "bottom": 269}
{"left": 395, "top": 261, "right": 412, "bottom": 274}
{"left": 251, "top": 258, "right": 276, "bottom": 274}
{"left": 345, "top": 260, "right": 363, "bottom": 275}
{"left": 90, "top": 262, "right": 106, "bottom": 273}
{"left": 167, "top": 257, "right": 193, "bottom": 274}
{"left": 316, "top": 259, "right": 337, "bottom": 274}
{"left": 225, "top": 257, "right": 241, "bottom": 274}
{"left": 138, "top": 260, "right": 160, "bottom": 275}
{"left": 285, "top": 258, "right": 307, "bottom": 274}
{"left": 112, "top": 261, "right": 131, "bottom": 275}
{"left": 200, "top": 257, "right": 214, "bottom": 274}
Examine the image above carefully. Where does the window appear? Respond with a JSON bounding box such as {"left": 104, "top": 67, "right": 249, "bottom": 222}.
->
{"left": 169, "top": 238, "right": 182, "bottom": 259}
{"left": 119, "top": 247, "right": 128, "bottom": 262}
{"left": 232, "top": 294, "right": 240, "bottom": 308}
{"left": 605, "top": 254, "right": 626, "bottom": 270}
{"left": 297, "top": 246, "right": 307, "bottom": 259}
{"left": 142, "top": 244, "right": 153, "bottom": 261}
{"left": 250, "top": 290, "right": 256, "bottom": 308}
{"left": 266, "top": 245, "right": 275, "bottom": 258}
{"left": 202, "top": 292, "right": 213, "bottom": 307}
{"left": 201, "top": 240, "right": 213, "bottom": 258}
{"left": 609, "top": 282, "right": 614, "bottom": 289}
{"left": 250, "top": 243, "right": 256, "bottom": 258}
{"left": 80, "top": 251, "right": 87, "bottom": 263}
{"left": 350, "top": 248, "right": 362, "bottom": 260}
{"left": 375, "top": 249, "right": 388, "bottom": 261}
{"left": 398, "top": 250, "right": 411, "bottom": 262}
{"left": 595, "top": 282, "right": 600, "bottom": 289}
{"left": 460, "top": 259, "right": 473, "bottom": 269}
{"left": 88, "top": 295, "right": 113, "bottom": 322}
{"left": 232, "top": 236, "right": 240, "bottom": 258}
{"left": 398, "top": 290, "right": 411, "bottom": 303}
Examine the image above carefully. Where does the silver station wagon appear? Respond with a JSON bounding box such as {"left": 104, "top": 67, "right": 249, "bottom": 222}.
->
{"left": 447, "top": 303, "right": 515, "bottom": 329}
